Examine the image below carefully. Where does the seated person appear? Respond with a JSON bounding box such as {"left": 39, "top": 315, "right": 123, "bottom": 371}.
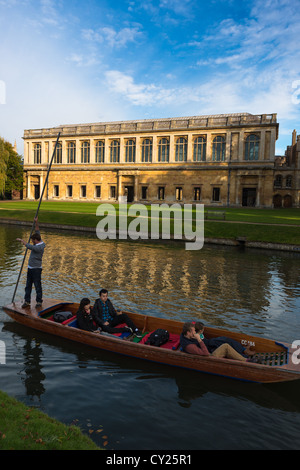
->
{"left": 76, "top": 298, "right": 101, "bottom": 333}
{"left": 194, "top": 322, "right": 255, "bottom": 358}
{"left": 180, "top": 322, "right": 253, "bottom": 362}
{"left": 93, "top": 288, "right": 142, "bottom": 337}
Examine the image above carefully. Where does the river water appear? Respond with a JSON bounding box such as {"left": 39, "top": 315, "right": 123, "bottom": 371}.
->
{"left": 0, "top": 224, "right": 300, "bottom": 450}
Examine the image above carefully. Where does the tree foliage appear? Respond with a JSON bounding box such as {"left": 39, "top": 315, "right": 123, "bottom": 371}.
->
{"left": 0, "top": 137, "right": 9, "bottom": 195}
{"left": 0, "top": 137, "right": 23, "bottom": 197}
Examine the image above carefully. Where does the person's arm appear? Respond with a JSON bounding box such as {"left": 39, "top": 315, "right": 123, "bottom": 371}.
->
{"left": 92, "top": 302, "right": 104, "bottom": 327}
{"left": 185, "top": 342, "right": 210, "bottom": 356}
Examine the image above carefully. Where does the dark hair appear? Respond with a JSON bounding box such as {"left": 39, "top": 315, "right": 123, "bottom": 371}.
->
{"left": 78, "top": 298, "right": 91, "bottom": 314}
{"left": 99, "top": 288, "right": 108, "bottom": 296}
{"left": 31, "top": 232, "right": 41, "bottom": 242}
{"left": 182, "top": 322, "right": 195, "bottom": 336}
{"left": 194, "top": 322, "right": 205, "bottom": 332}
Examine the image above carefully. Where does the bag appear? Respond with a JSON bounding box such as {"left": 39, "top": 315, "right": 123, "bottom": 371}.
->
{"left": 53, "top": 311, "right": 73, "bottom": 323}
{"left": 145, "top": 329, "right": 169, "bottom": 347}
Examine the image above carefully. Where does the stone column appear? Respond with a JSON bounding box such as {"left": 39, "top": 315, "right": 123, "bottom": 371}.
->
{"left": 206, "top": 133, "right": 211, "bottom": 161}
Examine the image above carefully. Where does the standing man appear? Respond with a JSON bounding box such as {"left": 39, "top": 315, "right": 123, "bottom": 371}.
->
{"left": 17, "top": 217, "right": 45, "bottom": 308}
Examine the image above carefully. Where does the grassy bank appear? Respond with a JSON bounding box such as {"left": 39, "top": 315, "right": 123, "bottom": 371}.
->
{"left": 0, "top": 389, "right": 101, "bottom": 450}
{"left": 0, "top": 201, "right": 299, "bottom": 246}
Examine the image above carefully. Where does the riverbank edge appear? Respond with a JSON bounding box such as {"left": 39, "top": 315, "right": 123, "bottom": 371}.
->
{"left": 1, "top": 217, "right": 299, "bottom": 253}
{"left": 0, "top": 389, "right": 101, "bottom": 450}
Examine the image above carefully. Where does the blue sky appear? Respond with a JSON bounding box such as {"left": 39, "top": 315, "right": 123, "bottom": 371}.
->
{"left": 1, "top": 0, "right": 300, "bottom": 155}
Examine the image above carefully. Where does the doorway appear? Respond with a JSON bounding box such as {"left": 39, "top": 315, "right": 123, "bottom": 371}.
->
{"left": 242, "top": 188, "right": 256, "bottom": 207}
{"left": 124, "top": 186, "right": 134, "bottom": 202}
{"left": 34, "top": 185, "right": 40, "bottom": 200}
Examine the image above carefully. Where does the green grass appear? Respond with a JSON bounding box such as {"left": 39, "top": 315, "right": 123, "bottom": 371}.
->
{"left": 0, "top": 390, "right": 101, "bottom": 450}
{"left": 0, "top": 200, "right": 299, "bottom": 245}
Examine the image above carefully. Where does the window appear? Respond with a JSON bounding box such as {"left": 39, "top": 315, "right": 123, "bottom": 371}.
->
{"left": 245, "top": 134, "right": 260, "bottom": 160}
{"left": 95, "top": 185, "right": 101, "bottom": 198}
{"left": 110, "top": 140, "right": 120, "bottom": 163}
{"left": 212, "top": 187, "right": 220, "bottom": 202}
{"left": 193, "top": 137, "right": 206, "bottom": 161}
{"left": 212, "top": 136, "right": 226, "bottom": 161}
{"left": 141, "top": 186, "right": 148, "bottom": 199}
{"left": 54, "top": 142, "right": 62, "bottom": 163}
{"left": 81, "top": 141, "right": 90, "bottom": 163}
{"left": 141, "top": 139, "right": 152, "bottom": 162}
{"left": 53, "top": 185, "right": 59, "bottom": 197}
{"left": 125, "top": 139, "right": 136, "bottom": 162}
{"left": 81, "top": 185, "right": 87, "bottom": 198}
{"left": 95, "top": 141, "right": 105, "bottom": 163}
{"left": 286, "top": 175, "right": 292, "bottom": 188}
{"left": 158, "top": 186, "right": 165, "bottom": 200}
{"left": 67, "top": 142, "right": 76, "bottom": 163}
{"left": 194, "top": 187, "right": 201, "bottom": 201}
{"left": 274, "top": 175, "right": 282, "bottom": 188}
{"left": 158, "top": 138, "right": 169, "bottom": 162}
{"left": 34, "top": 144, "right": 41, "bottom": 164}
{"left": 175, "top": 137, "right": 187, "bottom": 162}
{"left": 67, "top": 185, "right": 73, "bottom": 197}
{"left": 175, "top": 187, "right": 183, "bottom": 200}
{"left": 110, "top": 186, "right": 116, "bottom": 199}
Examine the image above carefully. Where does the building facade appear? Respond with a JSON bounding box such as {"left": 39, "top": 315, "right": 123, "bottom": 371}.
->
{"left": 23, "top": 112, "right": 295, "bottom": 207}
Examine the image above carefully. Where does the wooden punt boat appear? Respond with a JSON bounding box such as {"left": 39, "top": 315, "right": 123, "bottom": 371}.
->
{"left": 3, "top": 298, "right": 300, "bottom": 384}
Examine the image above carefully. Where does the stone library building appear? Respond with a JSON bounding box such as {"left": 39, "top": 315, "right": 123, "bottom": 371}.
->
{"left": 22, "top": 113, "right": 300, "bottom": 208}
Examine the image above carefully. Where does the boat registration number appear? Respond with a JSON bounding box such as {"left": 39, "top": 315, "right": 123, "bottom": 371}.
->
{"left": 241, "top": 339, "right": 255, "bottom": 347}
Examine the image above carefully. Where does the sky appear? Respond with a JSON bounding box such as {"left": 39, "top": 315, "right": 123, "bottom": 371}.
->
{"left": 1, "top": 0, "right": 300, "bottom": 155}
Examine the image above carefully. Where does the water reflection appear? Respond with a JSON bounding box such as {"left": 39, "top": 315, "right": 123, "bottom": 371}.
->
{"left": 1, "top": 224, "right": 300, "bottom": 449}
{"left": 6, "top": 225, "right": 300, "bottom": 341}
{"left": 3, "top": 320, "right": 300, "bottom": 414}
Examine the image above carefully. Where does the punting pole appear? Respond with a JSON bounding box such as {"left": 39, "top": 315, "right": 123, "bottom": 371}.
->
{"left": 11, "top": 132, "right": 61, "bottom": 303}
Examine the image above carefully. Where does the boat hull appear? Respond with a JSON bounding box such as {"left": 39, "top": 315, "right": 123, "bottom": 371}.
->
{"left": 3, "top": 299, "right": 300, "bottom": 384}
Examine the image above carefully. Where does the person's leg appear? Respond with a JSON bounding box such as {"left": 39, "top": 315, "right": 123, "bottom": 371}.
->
{"left": 32, "top": 268, "right": 43, "bottom": 304}
{"left": 24, "top": 269, "right": 33, "bottom": 303}
{"left": 111, "top": 313, "right": 138, "bottom": 332}
{"left": 212, "top": 343, "right": 247, "bottom": 361}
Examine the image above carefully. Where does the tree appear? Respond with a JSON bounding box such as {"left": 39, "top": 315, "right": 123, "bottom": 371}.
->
{"left": 3, "top": 139, "right": 23, "bottom": 197}
{"left": 0, "top": 137, "right": 9, "bottom": 195}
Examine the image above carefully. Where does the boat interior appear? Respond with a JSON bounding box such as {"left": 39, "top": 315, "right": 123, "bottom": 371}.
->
{"left": 37, "top": 302, "right": 289, "bottom": 367}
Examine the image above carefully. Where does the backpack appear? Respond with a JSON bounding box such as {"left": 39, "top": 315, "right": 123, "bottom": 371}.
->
{"left": 53, "top": 311, "right": 73, "bottom": 323}
{"left": 145, "top": 329, "right": 169, "bottom": 347}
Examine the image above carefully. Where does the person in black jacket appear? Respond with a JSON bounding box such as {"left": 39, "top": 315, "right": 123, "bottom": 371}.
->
{"left": 93, "top": 289, "right": 142, "bottom": 337}
{"left": 76, "top": 298, "right": 101, "bottom": 333}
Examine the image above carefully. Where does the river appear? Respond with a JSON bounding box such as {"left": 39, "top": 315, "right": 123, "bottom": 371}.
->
{"left": 0, "top": 224, "right": 300, "bottom": 450}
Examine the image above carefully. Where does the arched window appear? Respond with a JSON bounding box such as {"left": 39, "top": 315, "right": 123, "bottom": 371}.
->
{"left": 158, "top": 138, "right": 169, "bottom": 162}
{"left": 245, "top": 134, "right": 260, "bottom": 160}
{"left": 212, "top": 136, "right": 225, "bottom": 161}
{"left": 95, "top": 141, "right": 105, "bottom": 163}
{"left": 54, "top": 142, "right": 62, "bottom": 164}
{"left": 125, "top": 139, "right": 136, "bottom": 162}
{"left": 193, "top": 136, "right": 206, "bottom": 161}
{"left": 67, "top": 142, "right": 76, "bottom": 163}
{"left": 81, "top": 141, "right": 90, "bottom": 163}
{"left": 110, "top": 140, "right": 120, "bottom": 162}
{"left": 34, "top": 143, "right": 41, "bottom": 164}
{"left": 141, "top": 138, "right": 152, "bottom": 162}
{"left": 175, "top": 137, "right": 187, "bottom": 162}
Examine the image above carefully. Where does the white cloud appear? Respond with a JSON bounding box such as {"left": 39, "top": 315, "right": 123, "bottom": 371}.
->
{"left": 82, "top": 25, "right": 143, "bottom": 48}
